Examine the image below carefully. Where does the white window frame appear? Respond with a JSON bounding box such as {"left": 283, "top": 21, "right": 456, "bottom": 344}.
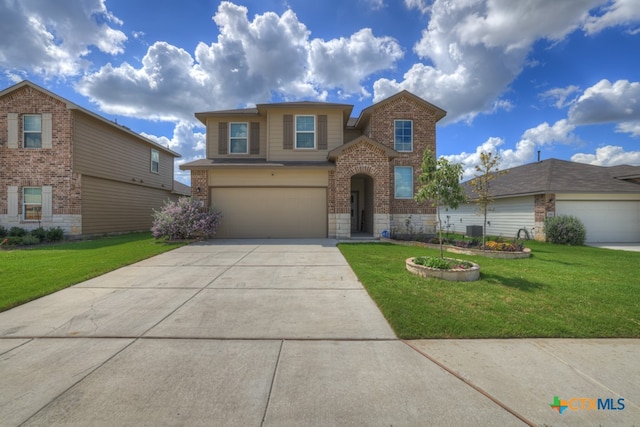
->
{"left": 151, "top": 149, "right": 160, "bottom": 173}
{"left": 23, "top": 187, "right": 42, "bottom": 221}
{"left": 295, "top": 115, "right": 316, "bottom": 149}
{"left": 23, "top": 114, "right": 42, "bottom": 148}
{"left": 394, "top": 166, "right": 414, "bottom": 199}
{"left": 229, "top": 122, "right": 249, "bottom": 154}
{"left": 394, "top": 119, "right": 413, "bottom": 152}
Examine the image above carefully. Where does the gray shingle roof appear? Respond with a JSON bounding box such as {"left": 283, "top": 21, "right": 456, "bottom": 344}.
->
{"left": 463, "top": 158, "right": 640, "bottom": 198}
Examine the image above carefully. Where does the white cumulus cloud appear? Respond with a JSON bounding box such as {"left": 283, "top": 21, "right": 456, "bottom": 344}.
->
{"left": 572, "top": 145, "right": 640, "bottom": 165}
{"left": 568, "top": 79, "right": 640, "bottom": 126}
{"left": 583, "top": 0, "right": 640, "bottom": 34}
{"left": 373, "top": 0, "right": 640, "bottom": 124}
{"left": 76, "top": 2, "right": 404, "bottom": 122}
{"left": 0, "top": 0, "right": 126, "bottom": 77}
{"left": 444, "top": 119, "right": 578, "bottom": 179}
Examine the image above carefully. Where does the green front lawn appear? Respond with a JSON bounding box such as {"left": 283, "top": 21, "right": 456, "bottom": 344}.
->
{"left": 0, "top": 233, "right": 185, "bottom": 312}
{"left": 339, "top": 241, "right": 640, "bottom": 339}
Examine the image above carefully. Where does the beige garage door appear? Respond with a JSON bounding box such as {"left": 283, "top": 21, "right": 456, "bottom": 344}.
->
{"left": 211, "top": 187, "right": 327, "bottom": 238}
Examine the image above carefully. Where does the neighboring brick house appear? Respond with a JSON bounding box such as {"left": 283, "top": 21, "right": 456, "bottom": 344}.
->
{"left": 0, "top": 80, "right": 186, "bottom": 236}
{"left": 181, "top": 91, "right": 446, "bottom": 238}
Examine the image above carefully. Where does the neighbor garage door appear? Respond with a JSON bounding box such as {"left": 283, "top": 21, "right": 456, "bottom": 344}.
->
{"left": 211, "top": 187, "right": 327, "bottom": 238}
{"left": 556, "top": 201, "right": 640, "bottom": 243}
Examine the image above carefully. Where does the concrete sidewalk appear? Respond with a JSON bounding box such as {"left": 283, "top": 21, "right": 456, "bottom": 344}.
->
{"left": 0, "top": 239, "right": 638, "bottom": 426}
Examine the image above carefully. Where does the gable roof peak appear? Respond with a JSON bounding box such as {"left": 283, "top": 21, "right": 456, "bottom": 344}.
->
{"left": 0, "top": 80, "right": 181, "bottom": 157}
{"left": 353, "top": 89, "right": 447, "bottom": 128}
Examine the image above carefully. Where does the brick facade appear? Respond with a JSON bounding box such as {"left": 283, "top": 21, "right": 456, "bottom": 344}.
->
{"left": 0, "top": 86, "right": 81, "bottom": 231}
{"left": 366, "top": 95, "right": 437, "bottom": 217}
{"left": 331, "top": 141, "right": 391, "bottom": 215}
{"left": 190, "top": 169, "right": 209, "bottom": 206}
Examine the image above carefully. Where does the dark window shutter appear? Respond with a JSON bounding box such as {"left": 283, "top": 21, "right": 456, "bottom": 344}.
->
{"left": 283, "top": 114, "right": 293, "bottom": 149}
{"left": 218, "top": 122, "right": 228, "bottom": 155}
{"left": 250, "top": 122, "right": 260, "bottom": 154}
{"left": 317, "top": 114, "right": 327, "bottom": 150}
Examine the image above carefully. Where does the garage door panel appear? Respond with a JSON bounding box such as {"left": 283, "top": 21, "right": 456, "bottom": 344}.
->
{"left": 211, "top": 188, "right": 326, "bottom": 238}
{"left": 556, "top": 201, "right": 640, "bottom": 243}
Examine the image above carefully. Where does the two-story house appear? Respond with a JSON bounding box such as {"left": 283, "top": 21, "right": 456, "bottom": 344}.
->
{"left": 0, "top": 80, "right": 187, "bottom": 236}
{"left": 181, "top": 91, "right": 446, "bottom": 239}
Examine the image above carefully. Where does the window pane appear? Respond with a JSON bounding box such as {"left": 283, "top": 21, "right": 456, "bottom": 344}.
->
{"left": 23, "top": 187, "right": 42, "bottom": 221}
{"left": 24, "top": 133, "right": 42, "bottom": 148}
{"left": 25, "top": 206, "right": 42, "bottom": 220}
{"left": 395, "top": 167, "right": 413, "bottom": 198}
{"left": 296, "top": 116, "right": 315, "bottom": 131}
{"left": 152, "top": 150, "right": 159, "bottom": 162}
{"left": 24, "top": 188, "right": 42, "bottom": 204}
{"left": 230, "top": 123, "right": 247, "bottom": 138}
{"left": 394, "top": 120, "right": 413, "bottom": 151}
{"left": 296, "top": 133, "right": 315, "bottom": 148}
{"left": 24, "top": 115, "right": 41, "bottom": 131}
{"left": 230, "top": 139, "right": 248, "bottom": 153}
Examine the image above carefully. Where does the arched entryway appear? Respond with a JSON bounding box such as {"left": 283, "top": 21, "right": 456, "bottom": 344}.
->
{"left": 350, "top": 173, "right": 374, "bottom": 236}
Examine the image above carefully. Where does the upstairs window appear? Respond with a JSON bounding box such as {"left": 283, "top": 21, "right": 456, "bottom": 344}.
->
{"left": 151, "top": 149, "right": 159, "bottom": 173}
{"left": 394, "top": 166, "right": 414, "bottom": 199}
{"left": 394, "top": 120, "right": 413, "bottom": 152}
{"left": 229, "top": 123, "right": 248, "bottom": 154}
{"left": 295, "top": 115, "right": 315, "bottom": 149}
{"left": 23, "top": 114, "right": 42, "bottom": 148}
{"left": 23, "top": 187, "right": 42, "bottom": 220}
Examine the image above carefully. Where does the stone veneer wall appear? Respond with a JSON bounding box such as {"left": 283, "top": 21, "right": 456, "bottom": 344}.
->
{"left": 534, "top": 193, "right": 555, "bottom": 241}
{"left": 389, "top": 213, "right": 437, "bottom": 236}
{"left": 0, "top": 85, "right": 81, "bottom": 234}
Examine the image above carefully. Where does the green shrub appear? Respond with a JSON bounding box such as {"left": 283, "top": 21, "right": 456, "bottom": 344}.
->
{"left": 31, "top": 227, "right": 47, "bottom": 241}
{"left": 9, "top": 227, "right": 26, "bottom": 237}
{"left": 46, "top": 227, "right": 65, "bottom": 242}
{"left": 544, "top": 215, "right": 586, "bottom": 245}
{"left": 5, "top": 236, "right": 23, "bottom": 246}
{"left": 0, "top": 225, "right": 7, "bottom": 238}
{"left": 21, "top": 234, "right": 40, "bottom": 245}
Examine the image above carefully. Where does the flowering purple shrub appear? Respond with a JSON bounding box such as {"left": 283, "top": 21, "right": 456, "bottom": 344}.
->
{"left": 151, "top": 197, "right": 222, "bottom": 240}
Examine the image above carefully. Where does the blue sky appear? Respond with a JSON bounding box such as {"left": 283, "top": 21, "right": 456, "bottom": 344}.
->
{"left": 1, "top": 0, "right": 639, "bottom": 184}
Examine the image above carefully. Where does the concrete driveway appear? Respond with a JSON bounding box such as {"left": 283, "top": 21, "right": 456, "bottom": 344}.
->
{"left": 0, "top": 239, "right": 638, "bottom": 426}
{"left": 587, "top": 242, "right": 640, "bottom": 252}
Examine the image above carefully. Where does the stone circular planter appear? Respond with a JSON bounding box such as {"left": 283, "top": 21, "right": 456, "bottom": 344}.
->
{"left": 405, "top": 257, "right": 480, "bottom": 282}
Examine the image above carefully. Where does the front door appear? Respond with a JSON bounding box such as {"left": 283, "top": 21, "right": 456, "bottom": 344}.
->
{"left": 350, "top": 191, "right": 359, "bottom": 232}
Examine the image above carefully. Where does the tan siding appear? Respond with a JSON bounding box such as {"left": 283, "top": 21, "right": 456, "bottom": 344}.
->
{"left": 207, "top": 116, "right": 267, "bottom": 159}
{"left": 81, "top": 175, "right": 177, "bottom": 235}
{"left": 73, "top": 113, "right": 174, "bottom": 189}
{"left": 267, "top": 109, "right": 344, "bottom": 161}
{"left": 208, "top": 168, "right": 329, "bottom": 187}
